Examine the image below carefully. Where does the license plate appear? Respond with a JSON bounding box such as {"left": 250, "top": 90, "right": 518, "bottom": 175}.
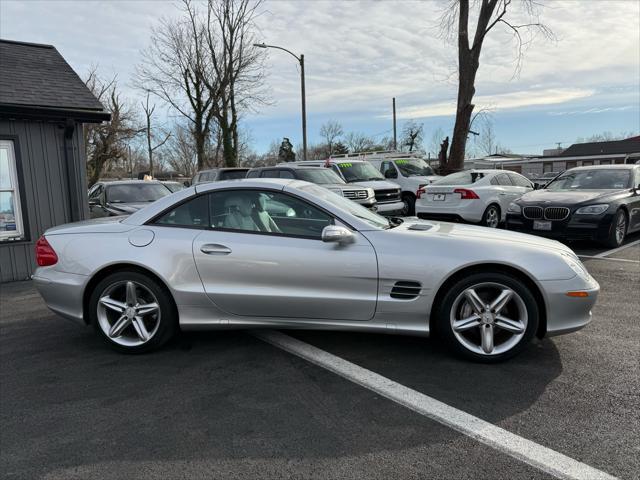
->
{"left": 433, "top": 194, "right": 446, "bottom": 201}
{"left": 533, "top": 220, "right": 552, "bottom": 231}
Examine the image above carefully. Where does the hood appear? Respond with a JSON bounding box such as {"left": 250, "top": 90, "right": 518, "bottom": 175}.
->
{"left": 46, "top": 216, "right": 136, "bottom": 236}
{"left": 352, "top": 179, "right": 400, "bottom": 190}
{"left": 391, "top": 219, "right": 573, "bottom": 255}
{"left": 517, "top": 189, "right": 620, "bottom": 205}
{"left": 106, "top": 202, "right": 151, "bottom": 214}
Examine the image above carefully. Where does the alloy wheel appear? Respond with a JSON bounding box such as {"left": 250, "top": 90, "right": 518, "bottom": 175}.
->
{"left": 485, "top": 207, "right": 499, "bottom": 228}
{"left": 450, "top": 282, "right": 528, "bottom": 356}
{"left": 615, "top": 213, "right": 626, "bottom": 245}
{"left": 96, "top": 280, "right": 161, "bottom": 347}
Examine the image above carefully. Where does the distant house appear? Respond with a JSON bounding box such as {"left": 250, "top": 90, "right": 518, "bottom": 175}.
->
{"left": 456, "top": 137, "right": 640, "bottom": 176}
{"left": 0, "top": 39, "right": 110, "bottom": 282}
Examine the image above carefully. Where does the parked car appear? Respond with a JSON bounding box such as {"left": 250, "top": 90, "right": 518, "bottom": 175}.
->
{"left": 192, "top": 168, "right": 249, "bottom": 185}
{"left": 363, "top": 155, "right": 440, "bottom": 215}
{"left": 87, "top": 180, "right": 172, "bottom": 219}
{"left": 34, "top": 178, "right": 598, "bottom": 362}
{"left": 248, "top": 165, "right": 377, "bottom": 210}
{"left": 415, "top": 170, "right": 534, "bottom": 228}
{"left": 287, "top": 159, "right": 404, "bottom": 216}
{"left": 506, "top": 165, "right": 640, "bottom": 247}
{"left": 161, "top": 181, "right": 186, "bottom": 193}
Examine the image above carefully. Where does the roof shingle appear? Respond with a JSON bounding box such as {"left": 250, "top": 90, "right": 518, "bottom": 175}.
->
{"left": 0, "top": 39, "right": 106, "bottom": 114}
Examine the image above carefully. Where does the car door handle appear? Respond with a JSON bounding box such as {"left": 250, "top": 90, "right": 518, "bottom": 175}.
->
{"left": 200, "top": 244, "right": 232, "bottom": 255}
{"left": 498, "top": 192, "right": 507, "bottom": 196}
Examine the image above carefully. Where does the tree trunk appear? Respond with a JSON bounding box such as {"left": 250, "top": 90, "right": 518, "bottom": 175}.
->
{"left": 447, "top": 60, "right": 478, "bottom": 172}
{"left": 146, "top": 119, "right": 154, "bottom": 177}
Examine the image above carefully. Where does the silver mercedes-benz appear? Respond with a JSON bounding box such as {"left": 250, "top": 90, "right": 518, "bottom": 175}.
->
{"left": 33, "top": 179, "right": 599, "bottom": 362}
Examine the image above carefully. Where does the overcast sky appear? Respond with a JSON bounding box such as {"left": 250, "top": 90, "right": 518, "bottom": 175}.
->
{"left": 1, "top": 0, "right": 638, "bottom": 155}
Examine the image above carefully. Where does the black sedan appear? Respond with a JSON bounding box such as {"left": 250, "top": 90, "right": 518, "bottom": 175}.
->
{"left": 506, "top": 165, "right": 640, "bottom": 247}
{"left": 88, "top": 180, "right": 173, "bottom": 218}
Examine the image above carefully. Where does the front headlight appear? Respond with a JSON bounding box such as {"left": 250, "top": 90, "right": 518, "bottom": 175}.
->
{"left": 575, "top": 204, "right": 608, "bottom": 215}
{"left": 507, "top": 202, "right": 521, "bottom": 214}
{"left": 561, "top": 252, "right": 588, "bottom": 277}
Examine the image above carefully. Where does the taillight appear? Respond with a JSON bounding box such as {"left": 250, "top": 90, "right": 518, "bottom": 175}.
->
{"left": 35, "top": 236, "right": 58, "bottom": 266}
{"left": 416, "top": 187, "right": 426, "bottom": 199}
{"left": 453, "top": 188, "right": 479, "bottom": 199}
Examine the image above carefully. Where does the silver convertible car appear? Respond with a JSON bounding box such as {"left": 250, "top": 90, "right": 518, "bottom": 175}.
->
{"left": 33, "top": 179, "right": 599, "bottom": 362}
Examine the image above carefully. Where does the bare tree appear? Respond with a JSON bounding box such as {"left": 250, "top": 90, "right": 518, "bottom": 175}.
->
{"left": 401, "top": 120, "right": 424, "bottom": 152}
{"left": 319, "top": 120, "right": 344, "bottom": 156}
{"left": 136, "top": 1, "right": 217, "bottom": 171}
{"left": 84, "top": 69, "right": 140, "bottom": 186}
{"left": 428, "top": 127, "right": 446, "bottom": 159}
{"left": 164, "top": 123, "right": 199, "bottom": 177}
{"left": 440, "top": 0, "right": 553, "bottom": 171}
{"left": 141, "top": 93, "right": 171, "bottom": 177}
{"left": 344, "top": 132, "right": 375, "bottom": 153}
{"left": 201, "top": 0, "right": 267, "bottom": 167}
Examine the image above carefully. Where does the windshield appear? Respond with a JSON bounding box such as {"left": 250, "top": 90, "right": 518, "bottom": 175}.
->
{"left": 219, "top": 169, "right": 249, "bottom": 180}
{"left": 163, "top": 182, "right": 184, "bottom": 193}
{"left": 106, "top": 183, "right": 171, "bottom": 203}
{"left": 335, "top": 162, "right": 384, "bottom": 182}
{"left": 545, "top": 169, "right": 631, "bottom": 191}
{"left": 297, "top": 169, "right": 345, "bottom": 185}
{"left": 395, "top": 158, "right": 434, "bottom": 177}
{"left": 433, "top": 171, "right": 485, "bottom": 186}
{"left": 299, "top": 183, "right": 389, "bottom": 229}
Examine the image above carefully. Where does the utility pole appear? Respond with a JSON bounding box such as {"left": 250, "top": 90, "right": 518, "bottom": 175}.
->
{"left": 392, "top": 97, "right": 397, "bottom": 151}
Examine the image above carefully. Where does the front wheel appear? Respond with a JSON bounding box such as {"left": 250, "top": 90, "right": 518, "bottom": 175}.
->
{"left": 88, "top": 271, "right": 178, "bottom": 353}
{"left": 436, "top": 273, "right": 539, "bottom": 362}
{"left": 603, "top": 209, "right": 627, "bottom": 248}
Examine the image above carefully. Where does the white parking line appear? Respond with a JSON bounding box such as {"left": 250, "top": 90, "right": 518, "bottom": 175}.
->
{"left": 253, "top": 330, "right": 618, "bottom": 480}
{"left": 594, "top": 239, "right": 640, "bottom": 258}
{"left": 578, "top": 255, "right": 639, "bottom": 264}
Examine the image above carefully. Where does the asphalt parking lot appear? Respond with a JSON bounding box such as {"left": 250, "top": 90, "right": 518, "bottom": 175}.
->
{"left": 1, "top": 237, "right": 638, "bottom": 480}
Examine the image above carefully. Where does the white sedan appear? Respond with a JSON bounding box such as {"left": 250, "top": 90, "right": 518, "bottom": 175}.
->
{"left": 415, "top": 170, "right": 534, "bottom": 228}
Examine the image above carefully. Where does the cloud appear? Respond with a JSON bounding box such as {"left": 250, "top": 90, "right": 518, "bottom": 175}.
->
{"left": 548, "top": 105, "right": 636, "bottom": 116}
{"left": 384, "top": 88, "right": 595, "bottom": 119}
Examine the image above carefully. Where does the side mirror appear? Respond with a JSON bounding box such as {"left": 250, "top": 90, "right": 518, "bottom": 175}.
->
{"left": 183, "top": 181, "right": 191, "bottom": 187}
{"left": 384, "top": 169, "right": 398, "bottom": 179}
{"left": 322, "top": 225, "right": 355, "bottom": 245}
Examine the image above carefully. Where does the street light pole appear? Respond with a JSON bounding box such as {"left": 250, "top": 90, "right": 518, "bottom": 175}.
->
{"left": 254, "top": 42, "right": 307, "bottom": 160}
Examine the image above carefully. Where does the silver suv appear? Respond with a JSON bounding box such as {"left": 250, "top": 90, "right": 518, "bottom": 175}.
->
{"left": 247, "top": 166, "right": 377, "bottom": 210}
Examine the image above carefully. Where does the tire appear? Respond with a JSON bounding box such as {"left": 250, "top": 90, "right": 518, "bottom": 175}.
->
{"left": 481, "top": 204, "right": 500, "bottom": 228}
{"left": 435, "top": 272, "right": 539, "bottom": 363}
{"left": 603, "top": 209, "right": 627, "bottom": 248}
{"left": 88, "top": 270, "right": 178, "bottom": 353}
{"left": 401, "top": 193, "right": 416, "bottom": 216}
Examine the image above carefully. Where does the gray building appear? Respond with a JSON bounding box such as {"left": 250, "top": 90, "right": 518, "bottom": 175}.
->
{"left": 0, "top": 39, "right": 109, "bottom": 282}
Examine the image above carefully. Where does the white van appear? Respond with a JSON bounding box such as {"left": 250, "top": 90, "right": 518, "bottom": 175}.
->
{"left": 284, "top": 159, "right": 404, "bottom": 216}
{"left": 342, "top": 152, "right": 440, "bottom": 215}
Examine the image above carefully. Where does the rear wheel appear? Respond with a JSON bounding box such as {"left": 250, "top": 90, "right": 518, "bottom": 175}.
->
{"left": 481, "top": 204, "right": 500, "bottom": 228}
{"left": 604, "top": 209, "right": 627, "bottom": 248}
{"left": 88, "top": 271, "right": 177, "bottom": 353}
{"left": 401, "top": 193, "right": 416, "bottom": 216}
{"left": 436, "top": 272, "right": 539, "bottom": 362}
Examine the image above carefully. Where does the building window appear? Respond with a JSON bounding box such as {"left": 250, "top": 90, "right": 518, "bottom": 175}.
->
{"left": 0, "top": 140, "right": 25, "bottom": 241}
{"left": 543, "top": 162, "right": 553, "bottom": 173}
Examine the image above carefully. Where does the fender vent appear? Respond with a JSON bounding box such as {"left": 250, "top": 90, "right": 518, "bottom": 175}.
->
{"left": 391, "top": 281, "right": 422, "bottom": 299}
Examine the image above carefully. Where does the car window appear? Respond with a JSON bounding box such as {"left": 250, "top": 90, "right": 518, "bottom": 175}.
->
{"left": 546, "top": 169, "right": 631, "bottom": 190}
{"left": 296, "top": 168, "right": 345, "bottom": 184}
{"left": 279, "top": 170, "right": 296, "bottom": 179}
{"left": 334, "top": 162, "right": 384, "bottom": 182}
{"left": 394, "top": 158, "right": 434, "bottom": 177}
{"left": 246, "top": 170, "right": 260, "bottom": 178}
{"left": 259, "top": 169, "right": 280, "bottom": 178}
{"left": 208, "top": 189, "right": 334, "bottom": 239}
{"left": 154, "top": 195, "right": 209, "bottom": 227}
{"left": 496, "top": 174, "right": 513, "bottom": 186}
{"left": 634, "top": 168, "right": 640, "bottom": 188}
{"left": 219, "top": 170, "right": 248, "bottom": 180}
{"left": 106, "top": 183, "right": 171, "bottom": 203}
{"left": 434, "top": 171, "right": 485, "bottom": 185}
{"left": 508, "top": 173, "right": 531, "bottom": 187}
{"left": 89, "top": 185, "right": 103, "bottom": 199}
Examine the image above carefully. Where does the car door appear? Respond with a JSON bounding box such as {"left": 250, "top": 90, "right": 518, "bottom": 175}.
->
{"left": 630, "top": 167, "right": 640, "bottom": 231}
{"left": 508, "top": 172, "right": 534, "bottom": 198}
{"left": 493, "top": 174, "right": 520, "bottom": 219}
{"left": 192, "top": 188, "right": 378, "bottom": 321}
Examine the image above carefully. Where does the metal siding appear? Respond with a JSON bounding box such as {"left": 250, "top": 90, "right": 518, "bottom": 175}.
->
{"left": 0, "top": 119, "right": 86, "bottom": 282}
